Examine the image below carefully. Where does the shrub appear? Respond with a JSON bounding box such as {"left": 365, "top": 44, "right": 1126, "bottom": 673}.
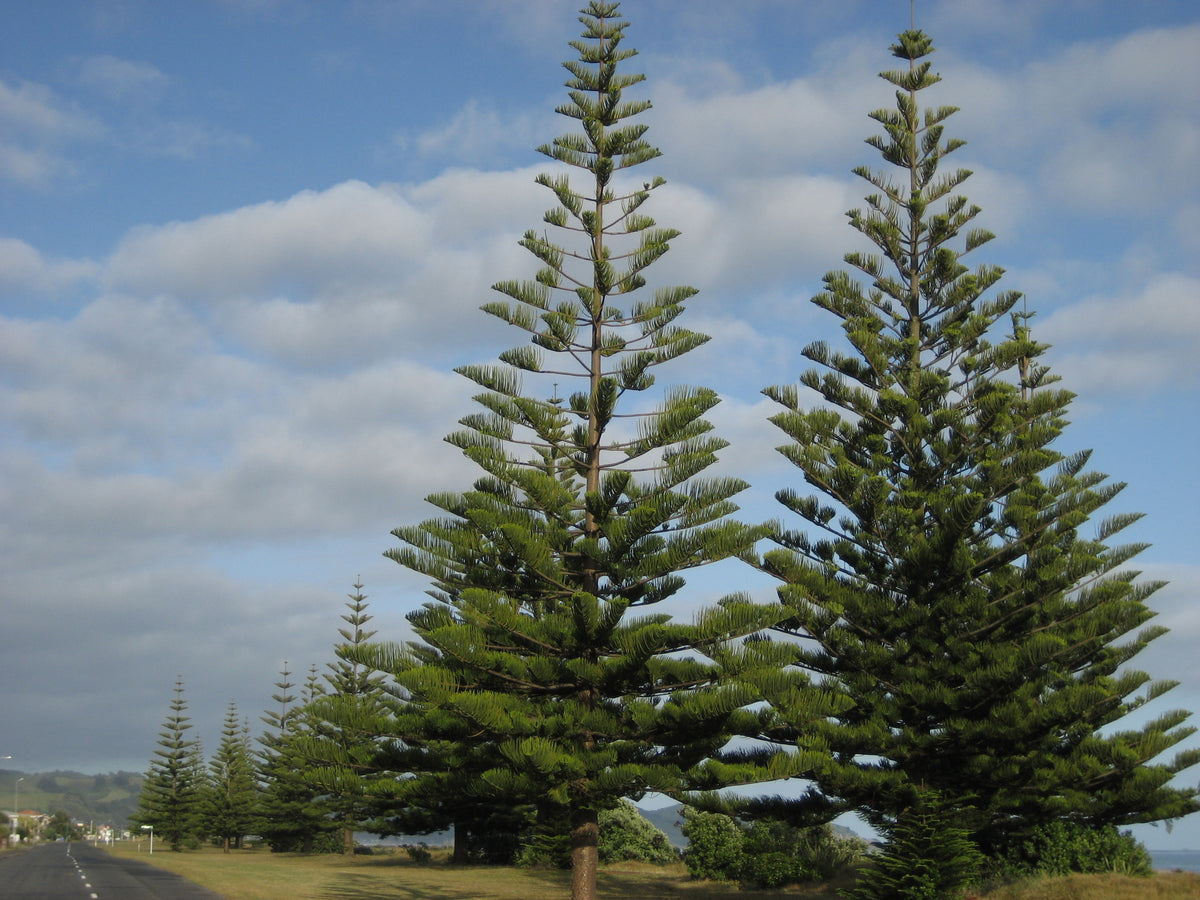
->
{"left": 742, "top": 850, "right": 796, "bottom": 888}
{"left": 742, "top": 817, "right": 867, "bottom": 883}
{"left": 598, "top": 800, "right": 676, "bottom": 865}
{"left": 999, "top": 821, "right": 1153, "bottom": 878}
{"left": 406, "top": 843, "right": 432, "bottom": 863}
{"left": 681, "top": 807, "right": 868, "bottom": 887}
{"left": 680, "top": 808, "right": 746, "bottom": 881}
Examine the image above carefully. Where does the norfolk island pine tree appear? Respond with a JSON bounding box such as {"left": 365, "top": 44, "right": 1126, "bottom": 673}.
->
{"left": 341, "top": 4, "right": 834, "bottom": 899}
{"left": 292, "top": 581, "right": 396, "bottom": 854}
{"left": 256, "top": 662, "right": 337, "bottom": 853}
{"left": 132, "top": 677, "right": 206, "bottom": 851}
{"left": 201, "top": 701, "right": 257, "bottom": 852}
{"left": 754, "top": 27, "right": 1199, "bottom": 862}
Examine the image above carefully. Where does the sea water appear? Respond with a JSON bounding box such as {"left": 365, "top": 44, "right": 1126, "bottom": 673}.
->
{"left": 1151, "top": 850, "right": 1200, "bottom": 873}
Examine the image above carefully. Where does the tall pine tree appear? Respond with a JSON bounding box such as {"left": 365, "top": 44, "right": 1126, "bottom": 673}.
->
{"left": 364, "top": 4, "right": 819, "bottom": 898}
{"left": 132, "top": 677, "right": 206, "bottom": 851}
{"left": 760, "top": 29, "right": 1199, "bottom": 856}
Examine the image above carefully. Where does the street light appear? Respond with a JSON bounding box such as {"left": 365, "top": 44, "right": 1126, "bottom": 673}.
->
{"left": 13, "top": 777, "right": 24, "bottom": 839}
{"left": 141, "top": 824, "right": 154, "bottom": 854}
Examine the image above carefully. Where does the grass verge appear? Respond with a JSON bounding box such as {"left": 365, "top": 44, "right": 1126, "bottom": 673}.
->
{"left": 103, "top": 843, "right": 1200, "bottom": 900}
{"left": 104, "top": 843, "right": 847, "bottom": 899}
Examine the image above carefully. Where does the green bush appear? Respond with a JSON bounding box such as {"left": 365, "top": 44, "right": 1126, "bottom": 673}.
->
{"left": 742, "top": 850, "right": 796, "bottom": 888}
{"left": 1000, "top": 821, "right": 1153, "bottom": 878}
{"left": 405, "top": 843, "right": 432, "bottom": 863}
{"left": 742, "top": 818, "right": 866, "bottom": 883}
{"left": 680, "top": 808, "right": 746, "bottom": 881}
{"left": 598, "top": 800, "right": 676, "bottom": 865}
{"left": 682, "top": 808, "right": 866, "bottom": 886}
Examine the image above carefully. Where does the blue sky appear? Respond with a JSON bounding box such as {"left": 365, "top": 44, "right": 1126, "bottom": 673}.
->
{"left": 2, "top": 0, "right": 1198, "bottom": 849}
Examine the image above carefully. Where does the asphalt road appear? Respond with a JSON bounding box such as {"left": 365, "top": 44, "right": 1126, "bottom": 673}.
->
{"left": 0, "top": 841, "right": 226, "bottom": 899}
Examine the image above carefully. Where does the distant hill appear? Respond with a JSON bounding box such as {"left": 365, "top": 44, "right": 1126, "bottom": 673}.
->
{"left": 2, "top": 770, "right": 144, "bottom": 830}
{"left": 639, "top": 803, "right": 687, "bottom": 847}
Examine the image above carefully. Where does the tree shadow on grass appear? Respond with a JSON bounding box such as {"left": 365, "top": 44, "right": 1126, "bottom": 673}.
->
{"left": 317, "top": 875, "right": 481, "bottom": 900}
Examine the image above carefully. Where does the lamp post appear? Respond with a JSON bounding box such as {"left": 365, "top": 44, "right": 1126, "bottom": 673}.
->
{"left": 13, "top": 777, "right": 23, "bottom": 839}
{"left": 141, "top": 824, "right": 154, "bottom": 853}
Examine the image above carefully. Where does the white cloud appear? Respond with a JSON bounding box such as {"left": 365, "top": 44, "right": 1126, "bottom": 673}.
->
{"left": 1, "top": 3, "right": 1197, "bottom": 795}
{"left": 75, "top": 55, "right": 169, "bottom": 104}
{"left": 132, "top": 118, "right": 254, "bottom": 160}
{"left": 103, "top": 174, "right": 560, "bottom": 367}
{"left": 651, "top": 55, "right": 887, "bottom": 183}
{"left": 0, "top": 237, "right": 99, "bottom": 297}
{"left": 397, "top": 98, "right": 552, "bottom": 167}
{"left": 944, "top": 24, "right": 1200, "bottom": 216}
{"left": 1040, "top": 273, "right": 1200, "bottom": 393}
{"left": 0, "top": 77, "right": 102, "bottom": 185}
{"left": 0, "top": 77, "right": 101, "bottom": 139}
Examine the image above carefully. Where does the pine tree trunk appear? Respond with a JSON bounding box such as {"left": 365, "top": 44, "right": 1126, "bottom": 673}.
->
{"left": 453, "top": 820, "right": 470, "bottom": 864}
{"left": 343, "top": 825, "right": 354, "bottom": 855}
{"left": 570, "top": 807, "right": 599, "bottom": 900}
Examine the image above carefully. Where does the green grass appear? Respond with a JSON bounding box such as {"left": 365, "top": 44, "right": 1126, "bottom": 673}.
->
{"left": 103, "top": 843, "right": 1200, "bottom": 900}
{"left": 974, "top": 871, "right": 1200, "bottom": 900}
{"left": 104, "top": 843, "right": 848, "bottom": 899}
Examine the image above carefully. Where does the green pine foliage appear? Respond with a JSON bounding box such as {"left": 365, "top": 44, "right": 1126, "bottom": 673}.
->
{"left": 132, "top": 677, "right": 206, "bottom": 851}
{"left": 256, "top": 662, "right": 338, "bottom": 853}
{"left": 759, "top": 28, "right": 1200, "bottom": 855}
{"left": 200, "top": 701, "right": 258, "bottom": 852}
{"left": 359, "top": 4, "right": 816, "bottom": 898}
{"left": 299, "top": 582, "right": 393, "bottom": 855}
{"left": 848, "top": 791, "right": 984, "bottom": 900}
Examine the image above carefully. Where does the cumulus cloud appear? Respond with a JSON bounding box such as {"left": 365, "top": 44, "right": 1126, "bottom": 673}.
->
{"left": 0, "top": 238, "right": 99, "bottom": 298}
{"left": 105, "top": 173, "right": 573, "bottom": 368}
{"left": 1040, "top": 273, "right": 1200, "bottom": 393}
{"left": 651, "top": 54, "right": 887, "bottom": 183}
{"left": 945, "top": 23, "right": 1200, "bottom": 216}
{"left": 0, "top": 77, "right": 102, "bottom": 185}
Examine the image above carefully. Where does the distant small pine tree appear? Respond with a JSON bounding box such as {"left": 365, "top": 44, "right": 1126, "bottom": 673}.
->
{"left": 256, "top": 662, "right": 337, "bottom": 853}
{"left": 200, "top": 701, "right": 257, "bottom": 852}
{"left": 849, "top": 791, "right": 983, "bottom": 900}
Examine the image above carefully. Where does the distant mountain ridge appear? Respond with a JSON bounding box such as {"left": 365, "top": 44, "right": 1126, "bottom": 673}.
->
{"left": 2, "top": 770, "right": 144, "bottom": 830}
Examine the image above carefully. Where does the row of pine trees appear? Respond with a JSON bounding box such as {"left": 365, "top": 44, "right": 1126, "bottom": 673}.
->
{"left": 134, "top": 5, "right": 1198, "bottom": 899}
{"left": 132, "top": 585, "right": 381, "bottom": 855}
